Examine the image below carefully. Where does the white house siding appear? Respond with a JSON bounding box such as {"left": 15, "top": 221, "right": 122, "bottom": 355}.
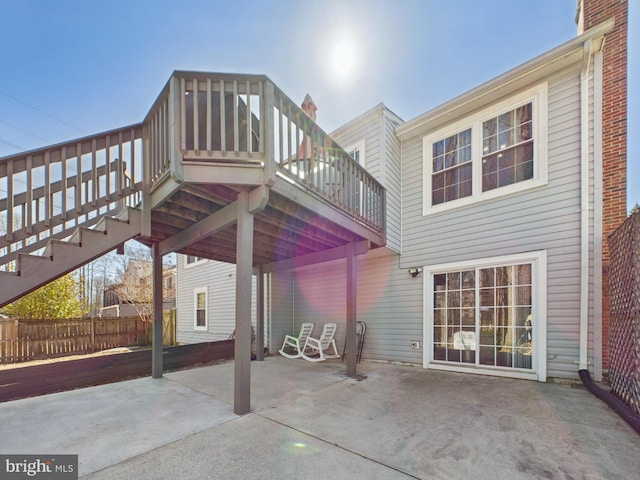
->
{"left": 330, "top": 105, "right": 403, "bottom": 253}
{"left": 270, "top": 250, "right": 422, "bottom": 364}
{"left": 176, "top": 256, "right": 257, "bottom": 344}
{"left": 268, "top": 270, "right": 294, "bottom": 353}
{"left": 382, "top": 111, "right": 403, "bottom": 253}
{"left": 399, "top": 65, "right": 594, "bottom": 379}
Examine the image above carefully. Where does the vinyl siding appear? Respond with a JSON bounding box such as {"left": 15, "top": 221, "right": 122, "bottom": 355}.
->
{"left": 176, "top": 256, "right": 257, "bottom": 344}
{"left": 399, "top": 65, "right": 593, "bottom": 379}
{"left": 268, "top": 270, "right": 294, "bottom": 353}
{"left": 271, "top": 251, "right": 423, "bottom": 364}
{"left": 330, "top": 105, "right": 403, "bottom": 253}
{"left": 382, "top": 112, "right": 403, "bottom": 253}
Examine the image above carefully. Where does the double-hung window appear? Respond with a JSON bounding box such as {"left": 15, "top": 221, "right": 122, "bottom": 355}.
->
{"left": 194, "top": 288, "right": 207, "bottom": 331}
{"left": 185, "top": 255, "right": 206, "bottom": 268}
{"left": 423, "top": 84, "right": 547, "bottom": 214}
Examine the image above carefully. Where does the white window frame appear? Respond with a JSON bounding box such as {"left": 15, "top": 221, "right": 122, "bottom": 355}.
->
{"left": 422, "top": 83, "right": 548, "bottom": 216}
{"left": 184, "top": 255, "right": 207, "bottom": 269}
{"left": 423, "top": 250, "right": 547, "bottom": 382}
{"left": 194, "top": 287, "right": 208, "bottom": 331}
{"left": 346, "top": 140, "right": 365, "bottom": 168}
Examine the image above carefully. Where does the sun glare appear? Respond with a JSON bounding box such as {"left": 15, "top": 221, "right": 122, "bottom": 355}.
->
{"left": 328, "top": 35, "right": 358, "bottom": 86}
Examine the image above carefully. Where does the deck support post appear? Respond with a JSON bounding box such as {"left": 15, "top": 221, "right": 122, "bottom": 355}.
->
{"left": 255, "top": 265, "right": 265, "bottom": 361}
{"left": 234, "top": 191, "right": 254, "bottom": 414}
{"left": 152, "top": 242, "right": 164, "bottom": 379}
{"left": 345, "top": 241, "right": 357, "bottom": 377}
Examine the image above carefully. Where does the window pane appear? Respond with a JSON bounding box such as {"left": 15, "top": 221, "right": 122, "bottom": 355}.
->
{"left": 447, "top": 291, "right": 460, "bottom": 308}
{"left": 433, "top": 140, "right": 444, "bottom": 158}
{"left": 459, "top": 163, "right": 472, "bottom": 182}
{"left": 516, "top": 286, "right": 531, "bottom": 305}
{"left": 515, "top": 264, "right": 531, "bottom": 285}
{"left": 461, "top": 290, "right": 475, "bottom": 308}
{"left": 481, "top": 102, "right": 534, "bottom": 191}
{"left": 432, "top": 188, "right": 444, "bottom": 205}
{"left": 480, "top": 268, "right": 494, "bottom": 287}
{"left": 479, "top": 288, "right": 494, "bottom": 307}
{"left": 433, "top": 155, "right": 444, "bottom": 172}
{"left": 498, "top": 111, "right": 513, "bottom": 133}
{"left": 495, "top": 266, "right": 512, "bottom": 286}
{"left": 431, "top": 128, "right": 473, "bottom": 205}
{"left": 447, "top": 272, "right": 460, "bottom": 289}
{"left": 461, "top": 270, "right": 475, "bottom": 289}
{"left": 445, "top": 134, "right": 457, "bottom": 153}
{"left": 196, "top": 292, "right": 206, "bottom": 308}
{"left": 433, "top": 326, "right": 445, "bottom": 343}
{"left": 479, "top": 346, "right": 495, "bottom": 365}
{"left": 498, "top": 129, "right": 513, "bottom": 150}
{"left": 480, "top": 308, "right": 494, "bottom": 327}
{"left": 461, "top": 308, "right": 475, "bottom": 326}
{"left": 459, "top": 128, "right": 472, "bottom": 146}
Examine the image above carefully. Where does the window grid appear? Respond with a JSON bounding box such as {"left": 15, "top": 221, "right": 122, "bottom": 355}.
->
{"left": 195, "top": 289, "right": 207, "bottom": 330}
{"left": 432, "top": 263, "right": 532, "bottom": 370}
{"left": 481, "top": 103, "right": 534, "bottom": 192}
{"left": 431, "top": 129, "right": 472, "bottom": 205}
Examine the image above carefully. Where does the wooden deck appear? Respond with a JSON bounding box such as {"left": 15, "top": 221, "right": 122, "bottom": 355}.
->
{"left": 0, "top": 71, "right": 385, "bottom": 414}
{"left": 0, "top": 71, "right": 385, "bottom": 292}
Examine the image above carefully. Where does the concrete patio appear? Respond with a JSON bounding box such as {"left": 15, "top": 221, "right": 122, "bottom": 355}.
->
{"left": 0, "top": 356, "right": 638, "bottom": 479}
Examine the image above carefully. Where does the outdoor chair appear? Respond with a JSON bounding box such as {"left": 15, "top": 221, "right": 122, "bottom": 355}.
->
{"left": 279, "top": 322, "right": 314, "bottom": 359}
{"left": 301, "top": 322, "right": 340, "bottom": 362}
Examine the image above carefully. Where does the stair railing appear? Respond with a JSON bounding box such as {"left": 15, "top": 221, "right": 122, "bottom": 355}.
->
{"left": 0, "top": 124, "right": 144, "bottom": 271}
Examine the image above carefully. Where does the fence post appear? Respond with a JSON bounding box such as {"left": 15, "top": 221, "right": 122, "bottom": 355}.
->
{"left": 90, "top": 317, "right": 95, "bottom": 352}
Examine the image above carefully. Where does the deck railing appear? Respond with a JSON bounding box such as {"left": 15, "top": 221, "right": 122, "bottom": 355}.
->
{"left": 0, "top": 125, "right": 144, "bottom": 270}
{"left": 0, "top": 72, "right": 385, "bottom": 272}
{"left": 147, "top": 71, "right": 385, "bottom": 232}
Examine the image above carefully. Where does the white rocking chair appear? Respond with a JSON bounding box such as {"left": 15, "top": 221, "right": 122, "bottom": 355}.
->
{"left": 279, "top": 322, "right": 314, "bottom": 359}
{"left": 301, "top": 323, "right": 340, "bottom": 362}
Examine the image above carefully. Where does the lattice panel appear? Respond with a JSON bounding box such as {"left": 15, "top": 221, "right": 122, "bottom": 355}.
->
{"left": 607, "top": 210, "right": 640, "bottom": 416}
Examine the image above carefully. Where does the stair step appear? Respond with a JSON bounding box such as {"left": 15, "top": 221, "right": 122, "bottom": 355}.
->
{"left": 1, "top": 207, "right": 142, "bottom": 308}
{"left": 16, "top": 253, "right": 53, "bottom": 275}
{"left": 42, "top": 239, "right": 81, "bottom": 258}
{"left": 69, "top": 226, "right": 108, "bottom": 245}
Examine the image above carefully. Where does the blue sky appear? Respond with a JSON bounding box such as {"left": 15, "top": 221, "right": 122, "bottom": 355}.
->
{"left": 0, "top": 0, "right": 637, "bottom": 210}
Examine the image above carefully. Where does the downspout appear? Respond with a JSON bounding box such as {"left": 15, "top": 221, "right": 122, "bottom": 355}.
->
{"left": 578, "top": 39, "right": 591, "bottom": 371}
{"left": 576, "top": 25, "right": 640, "bottom": 437}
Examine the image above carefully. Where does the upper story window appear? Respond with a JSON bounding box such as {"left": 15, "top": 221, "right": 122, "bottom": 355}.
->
{"left": 346, "top": 140, "right": 365, "bottom": 167}
{"left": 185, "top": 255, "right": 206, "bottom": 268}
{"left": 423, "top": 84, "right": 547, "bottom": 215}
{"left": 432, "top": 128, "right": 472, "bottom": 205}
{"left": 481, "top": 103, "right": 533, "bottom": 192}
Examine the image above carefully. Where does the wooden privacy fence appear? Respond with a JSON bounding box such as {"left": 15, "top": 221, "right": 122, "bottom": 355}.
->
{"left": 0, "top": 313, "right": 176, "bottom": 364}
{"left": 607, "top": 209, "right": 640, "bottom": 416}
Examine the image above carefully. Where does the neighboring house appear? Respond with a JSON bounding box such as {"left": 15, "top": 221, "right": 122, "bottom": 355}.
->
{"left": 176, "top": 255, "right": 257, "bottom": 343}
{"left": 102, "top": 259, "right": 176, "bottom": 317}
{"left": 176, "top": 1, "right": 627, "bottom": 383}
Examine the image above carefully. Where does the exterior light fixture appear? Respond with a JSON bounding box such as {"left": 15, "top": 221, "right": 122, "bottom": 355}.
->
{"left": 408, "top": 267, "right": 422, "bottom": 278}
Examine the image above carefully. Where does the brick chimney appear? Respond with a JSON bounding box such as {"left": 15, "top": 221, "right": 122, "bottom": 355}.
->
{"left": 577, "top": 0, "right": 628, "bottom": 370}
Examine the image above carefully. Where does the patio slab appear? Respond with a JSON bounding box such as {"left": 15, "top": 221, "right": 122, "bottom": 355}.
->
{"left": 0, "top": 357, "right": 638, "bottom": 479}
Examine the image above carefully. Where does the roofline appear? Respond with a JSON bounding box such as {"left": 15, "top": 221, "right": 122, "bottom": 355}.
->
{"left": 330, "top": 103, "right": 404, "bottom": 137}
{"left": 396, "top": 19, "right": 614, "bottom": 140}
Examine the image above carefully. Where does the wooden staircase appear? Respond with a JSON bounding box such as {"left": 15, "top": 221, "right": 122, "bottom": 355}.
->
{"left": 0, "top": 207, "right": 142, "bottom": 307}
{"left": 0, "top": 71, "right": 386, "bottom": 313}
